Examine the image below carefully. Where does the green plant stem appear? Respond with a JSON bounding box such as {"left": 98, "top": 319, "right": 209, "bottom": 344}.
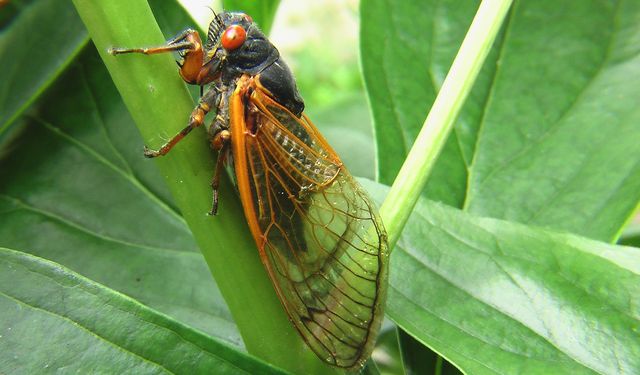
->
{"left": 380, "top": 0, "right": 513, "bottom": 248}
{"left": 72, "top": 1, "right": 338, "bottom": 374}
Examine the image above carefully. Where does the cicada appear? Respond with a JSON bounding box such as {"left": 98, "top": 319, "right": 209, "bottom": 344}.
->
{"left": 110, "top": 11, "right": 388, "bottom": 370}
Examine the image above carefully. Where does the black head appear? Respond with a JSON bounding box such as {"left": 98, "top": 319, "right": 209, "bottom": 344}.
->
{"left": 204, "top": 11, "right": 280, "bottom": 80}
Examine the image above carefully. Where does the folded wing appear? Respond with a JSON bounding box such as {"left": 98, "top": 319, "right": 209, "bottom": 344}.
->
{"left": 232, "top": 83, "right": 389, "bottom": 369}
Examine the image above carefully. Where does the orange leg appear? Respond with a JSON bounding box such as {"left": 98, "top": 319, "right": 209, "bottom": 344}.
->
{"left": 109, "top": 28, "right": 206, "bottom": 84}
{"left": 109, "top": 28, "right": 198, "bottom": 55}
{"left": 108, "top": 40, "right": 194, "bottom": 55}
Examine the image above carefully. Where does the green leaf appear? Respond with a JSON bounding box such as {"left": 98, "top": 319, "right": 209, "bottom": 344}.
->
{"left": 222, "top": 0, "right": 280, "bottom": 35}
{"left": 0, "top": 47, "right": 240, "bottom": 344}
{"left": 364, "top": 179, "right": 640, "bottom": 375}
{"left": 0, "top": 0, "right": 242, "bottom": 345}
{"left": 362, "top": 0, "right": 640, "bottom": 242}
{"left": 0, "top": 0, "right": 88, "bottom": 136}
{"left": 464, "top": 0, "right": 640, "bottom": 242}
{"left": 364, "top": 1, "right": 640, "bottom": 372}
{"left": 360, "top": 0, "right": 498, "bottom": 207}
{"left": 0, "top": 248, "right": 287, "bottom": 374}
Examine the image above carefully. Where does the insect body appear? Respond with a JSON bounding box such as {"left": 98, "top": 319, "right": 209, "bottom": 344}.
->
{"left": 110, "top": 11, "right": 388, "bottom": 370}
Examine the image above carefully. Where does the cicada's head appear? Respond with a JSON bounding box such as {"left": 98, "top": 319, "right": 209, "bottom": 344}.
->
{"left": 204, "top": 11, "right": 279, "bottom": 80}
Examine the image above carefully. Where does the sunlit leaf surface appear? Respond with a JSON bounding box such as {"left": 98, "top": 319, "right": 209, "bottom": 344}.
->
{"left": 364, "top": 180, "right": 640, "bottom": 375}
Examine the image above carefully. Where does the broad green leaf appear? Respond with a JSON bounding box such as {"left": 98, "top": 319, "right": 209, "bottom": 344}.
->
{"left": 0, "top": 47, "right": 240, "bottom": 345}
{"left": 0, "top": 0, "right": 240, "bottom": 345}
{"left": 362, "top": 0, "right": 640, "bottom": 241}
{"left": 360, "top": 0, "right": 499, "bottom": 207}
{"left": 0, "top": 248, "right": 287, "bottom": 374}
{"left": 222, "top": 0, "right": 280, "bottom": 35}
{"left": 0, "top": 0, "right": 88, "bottom": 136}
{"left": 464, "top": 0, "right": 640, "bottom": 242}
{"left": 363, "top": 180, "right": 640, "bottom": 375}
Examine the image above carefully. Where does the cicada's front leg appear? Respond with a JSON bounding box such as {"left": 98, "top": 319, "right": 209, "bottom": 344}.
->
{"left": 109, "top": 28, "right": 199, "bottom": 56}
{"left": 109, "top": 28, "right": 212, "bottom": 85}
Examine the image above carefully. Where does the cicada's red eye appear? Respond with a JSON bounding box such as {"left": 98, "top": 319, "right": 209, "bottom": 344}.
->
{"left": 221, "top": 24, "right": 246, "bottom": 51}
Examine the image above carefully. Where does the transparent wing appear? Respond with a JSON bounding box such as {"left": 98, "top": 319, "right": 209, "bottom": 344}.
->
{"left": 231, "top": 83, "right": 389, "bottom": 369}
